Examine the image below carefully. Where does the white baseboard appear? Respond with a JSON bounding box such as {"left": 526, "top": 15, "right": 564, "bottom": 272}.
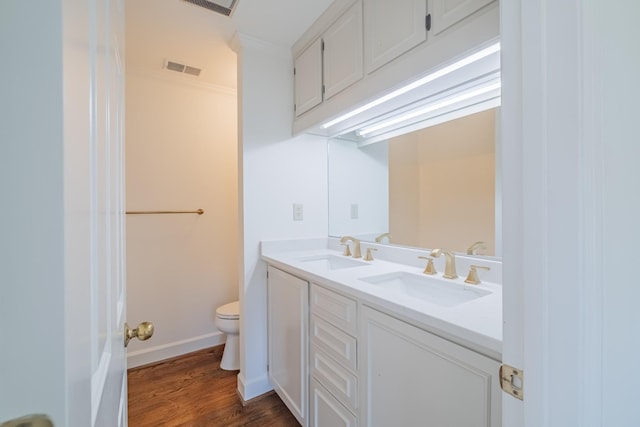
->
{"left": 237, "top": 371, "right": 273, "bottom": 402}
{"left": 127, "top": 332, "right": 226, "bottom": 369}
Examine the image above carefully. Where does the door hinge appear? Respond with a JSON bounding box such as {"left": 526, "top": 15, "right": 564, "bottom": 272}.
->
{"left": 499, "top": 364, "right": 524, "bottom": 400}
{"left": 425, "top": 13, "right": 432, "bottom": 31}
{"left": 322, "top": 84, "right": 326, "bottom": 95}
{"left": 321, "top": 39, "right": 325, "bottom": 51}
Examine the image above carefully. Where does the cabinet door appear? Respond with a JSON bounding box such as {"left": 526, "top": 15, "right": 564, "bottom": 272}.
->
{"left": 363, "top": 0, "right": 427, "bottom": 74}
{"left": 267, "top": 266, "right": 309, "bottom": 426}
{"left": 294, "top": 38, "right": 323, "bottom": 116}
{"left": 323, "top": 0, "right": 363, "bottom": 100}
{"left": 431, "top": 0, "right": 496, "bottom": 35}
{"left": 360, "top": 307, "right": 501, "bottom": 427}
{"left": 310, "top": 378, "right": 358, "bottom": 427}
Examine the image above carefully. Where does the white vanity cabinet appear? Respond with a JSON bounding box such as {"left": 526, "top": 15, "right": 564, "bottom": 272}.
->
{"left": 264, "top": 258, "right": 502, "bottom": 427}
{"left": 309, "top": 284, "right": 359, "bottom": 426}
{"left": 359, "top": 306, "right": 501, "bottom": 427}
{"left": 267, "top": 266, "right": 309, "bottom": 426}
{"left": 363, "top": 0, "right": 427, "bottom": 74}
{"left": 294, "top": 0, "right": 363, "bottom": 117}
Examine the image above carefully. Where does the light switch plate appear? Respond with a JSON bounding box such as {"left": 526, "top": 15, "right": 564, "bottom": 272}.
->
{"left": 293, "top": 203, "right": 304, "bottom": 221}
{"left": 350, "top": 203, "right": 359, "bottom": 219}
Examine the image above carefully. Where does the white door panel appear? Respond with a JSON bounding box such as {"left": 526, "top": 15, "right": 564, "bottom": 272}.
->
{"left": 0, "top": 0, "right": 128, "bottom": 425}
{"left": 91, "top": 0, "right": 127, "bottom": 424}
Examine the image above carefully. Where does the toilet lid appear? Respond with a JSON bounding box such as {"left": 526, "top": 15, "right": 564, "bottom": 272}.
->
{"left": 216, "top": 300, "right": 240, "bottom": 319}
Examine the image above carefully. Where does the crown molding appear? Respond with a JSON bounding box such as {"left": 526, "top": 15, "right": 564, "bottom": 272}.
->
{"left": 230, "top": 31, "right": 291, "bottom": 60}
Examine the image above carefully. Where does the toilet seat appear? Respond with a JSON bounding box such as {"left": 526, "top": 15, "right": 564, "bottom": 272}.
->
{"left": 216, "top": 301, "right": 239, "bottom": 320}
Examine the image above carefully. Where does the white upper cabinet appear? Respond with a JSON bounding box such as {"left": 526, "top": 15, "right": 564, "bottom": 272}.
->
{"left": 294, "top": 38, "right": 323, "bottom": 117}
{"left": 431, "top": 0, "right": 496, "bottom": 35}
{"left": 294, "top": 0, "right": 363, "bottom": 117}
{"left": 364, "top": 0, "right": 427, "bottom": 74}
{"left": 323, "top": 1, "right": 364, "bottom": 100}
{"left": 291, "top": 0, "right": 499, "bottom": 132}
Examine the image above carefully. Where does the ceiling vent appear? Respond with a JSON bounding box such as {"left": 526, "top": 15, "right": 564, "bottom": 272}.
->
{"left": 182, "top": 0, "right": 239, "bottom": 16}
{"left": 165, "top": 60, "right": 202, "bottom": 77}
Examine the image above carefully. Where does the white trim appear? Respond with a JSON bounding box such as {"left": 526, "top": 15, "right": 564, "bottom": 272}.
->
{"left": 126, "top": 332, "right": 226, "bottom": 368}
{"left": 126, "top": 65, "right": 237, "bottom": 95}
{"left": 118, "top": 372, "right": 126, "bottom": 427}
{"left": 91, "top": 351, "right": 111, "bottom": 426}
{"left": 521, "top": 0, "right": 549, "bottom": 424}
{"left": 578, "top": 2, "right": 603, "bottom": 424}
{"left": 499, "top": 0, "right": 524, "bottom": 424}
{"left": 230, "top": 31, "right": 291, "bottom": 60}
{"left": 236, "top": 371, "right": 273, "bottom": 402}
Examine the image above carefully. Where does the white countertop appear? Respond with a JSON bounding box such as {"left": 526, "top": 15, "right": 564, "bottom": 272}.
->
{"left": 261, "top": 238, "right": 502, "bottom": 361}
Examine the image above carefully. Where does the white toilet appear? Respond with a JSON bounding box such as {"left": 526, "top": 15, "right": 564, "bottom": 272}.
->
{"left": 215, "top": 300, "right": 240, "bottom": 371}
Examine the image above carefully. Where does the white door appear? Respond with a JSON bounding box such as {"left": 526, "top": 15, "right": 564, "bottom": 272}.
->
{"left": 294, "top": 38, "right": 323, "bottom": 116}
{"left": 322, "top": 0, "right": 363, "bottom": 100}
{"left": 267, "top": 266, "right": 309, "bottom": 426}
{"left": 363, "top": 0, "right": 427, "bottom": 73}
{"left": 90, "top": 0, "right": 129, "bottom": 425}
{"left": 430, "top": 0, "right": 495, "bottom": 35}
{"left": 0, "top": 0, "right": 132, "bottom": 426}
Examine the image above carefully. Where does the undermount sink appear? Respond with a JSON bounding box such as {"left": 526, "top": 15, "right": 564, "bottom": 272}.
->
{"left": 298, "top": 254, "right": 370, "bottom": 270}
{"left": 359, "top": 271, "right": 491, "bottom": 307}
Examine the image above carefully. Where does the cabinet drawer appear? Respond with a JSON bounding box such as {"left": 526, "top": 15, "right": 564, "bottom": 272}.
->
{"left": 310, "top": 378, "right": 358, "bottom": 427}
{"left": 311, "top": 284, "right": 357, "bottom": 335}
{"left": 311, "top": 345, "right": 359, "bottom": 411}
{"left": 310, "top": 315, "right": 357, "bottom": 371}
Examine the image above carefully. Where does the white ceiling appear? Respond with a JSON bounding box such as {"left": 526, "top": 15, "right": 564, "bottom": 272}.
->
{"left": 125, "top": 0, "right": 333, "bottom": 89}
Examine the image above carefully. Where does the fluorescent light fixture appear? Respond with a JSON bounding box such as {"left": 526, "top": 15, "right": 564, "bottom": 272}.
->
{"left": 357, "top": 81, "right": 501, "bottom": 137}
{"left": 321, "top": 42, "right": 501, "bottom": 129}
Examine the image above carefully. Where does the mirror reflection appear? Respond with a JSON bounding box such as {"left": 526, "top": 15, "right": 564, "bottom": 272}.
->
{"left": 328, "top": 108, "right": 498, "bottom": 257}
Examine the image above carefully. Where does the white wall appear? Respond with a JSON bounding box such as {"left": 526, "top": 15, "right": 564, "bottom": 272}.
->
{"left": 233, "top": 34, "right": 329, "bottom": 400}
{"left": 125, "top": 70, "right": 239, "bottom": 367}
{"left": 0, "top": 2, "right": 67, "bottom": 423}
{"left": 328, "top": 139, "right": 388, "bottom": 239}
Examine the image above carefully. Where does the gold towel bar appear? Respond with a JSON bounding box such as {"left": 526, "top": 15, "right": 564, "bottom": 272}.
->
{"left": 126, "top": 209, "right": 204, "bottom": 215}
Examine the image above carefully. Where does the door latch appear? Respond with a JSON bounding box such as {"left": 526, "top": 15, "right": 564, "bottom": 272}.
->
{"left": 499, "top": 364, "right": 524, "bottom": 400}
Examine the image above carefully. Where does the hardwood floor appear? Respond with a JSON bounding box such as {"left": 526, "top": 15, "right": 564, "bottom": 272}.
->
{"left": 128, "top": 346, "right": 300, "bottom": 427}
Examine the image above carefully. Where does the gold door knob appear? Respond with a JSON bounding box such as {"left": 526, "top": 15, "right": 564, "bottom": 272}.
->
{"left": 124, "top": 321, "right": 154, "bottom": 347}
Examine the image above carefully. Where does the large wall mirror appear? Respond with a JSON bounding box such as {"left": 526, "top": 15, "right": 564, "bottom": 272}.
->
{"left": 328, "top": 107, "right": 500, "bottom": 258}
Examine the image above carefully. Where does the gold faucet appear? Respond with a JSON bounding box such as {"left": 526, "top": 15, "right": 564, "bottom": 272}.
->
{"left": 418, "top": 256, "right": 437, "bottom": 275}
{"left": 466, "top": 241, "right": 487, "bottom": 255}
{"left": 340, "top": 236, "right": 362, "bottom": 258}
{"left": 464, "top": 265, "right": 491, "bottom": 285}
{"left": 375, "top": 232, "right": 391, "bottom": 243}
{"left": 430, "top": 248, "right": 458, "bottom": 279}
{"left": 340, "top": 243, "right": 352, "bottom": 257}
{"left": 364, "top": 247, "right": 377, "bottom": 261}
